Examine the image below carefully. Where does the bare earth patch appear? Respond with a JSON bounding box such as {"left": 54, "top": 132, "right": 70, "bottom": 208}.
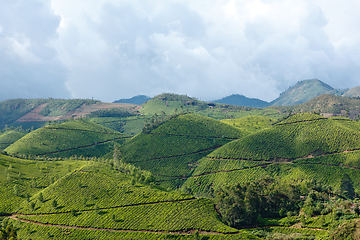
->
{"left": 17, "top": 103, "right": 139, "bottom": 122}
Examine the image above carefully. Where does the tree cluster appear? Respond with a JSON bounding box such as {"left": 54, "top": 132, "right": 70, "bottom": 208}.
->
{"left": 214, "top": 176, "right": 356, "bottom": 228}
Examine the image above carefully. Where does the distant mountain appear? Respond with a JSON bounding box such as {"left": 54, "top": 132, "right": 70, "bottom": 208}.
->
{"left": 270, "top": 79, "right": 334, "bottom": 106}
{"left": 213, "top": 94, "right": 270, "bottom": 108}
{"left": 343, "top": 86, "right": 360, "bottom": 98}
{"left": 113, "top": 95, "right": 151, "bottom": 105}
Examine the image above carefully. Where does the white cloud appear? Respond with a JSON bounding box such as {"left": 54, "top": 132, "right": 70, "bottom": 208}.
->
{"left": 1, "top": 0, "right": 360, "bottom": 102}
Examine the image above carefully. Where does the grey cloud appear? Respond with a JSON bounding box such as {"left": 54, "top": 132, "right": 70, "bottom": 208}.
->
{"left": 0, "top": 0, "right": 70, "bottom": 101}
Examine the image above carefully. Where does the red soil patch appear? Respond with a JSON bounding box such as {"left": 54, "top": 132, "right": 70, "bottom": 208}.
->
{"left": 17, "top": 103, "right": 139, "bottom": 122}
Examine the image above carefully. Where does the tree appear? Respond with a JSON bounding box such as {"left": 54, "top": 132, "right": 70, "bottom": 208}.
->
{"left": 38, "top": 192, "right": 44, "bottom": 202}
{"left": 52, "top": 199, "right": 58, "bottom": 209}
{"left": 340, "top": 174, "right": 355, "bottom": 199}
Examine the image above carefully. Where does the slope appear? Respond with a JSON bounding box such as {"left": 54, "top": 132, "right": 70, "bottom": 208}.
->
{"left": 113, "top": 95, "right": 151, "bottom": 104}
{"left": 141, "top": 93, "right": 283, "bottom": 120}
{"left": 0, "top": 130, "right": 26, "bottom": 150}
{"left": 213, "top": 94, "right": 270, "bottom": 108}
{"left": 121, "top": 113, "right": 247, "bottom": 189}
{"left": 5, "top": 120, "right": 128, "bottom": 158}
{"left": 220, "top": 116, "right": 274, "bottom": 134}
{"left": 8, "top": 163, "right": 253, "bottom": 239}
{"left": 0, "top": 153, "right": 88, "bottom": 214}
{"left": 343, "top": 86, "right": 360, "bottom": 98}
{"left": 182, "top": 113, "right": 360, "bottom": 193}
{"left": 270, "top": 79, "right": 334, "bottom": 106}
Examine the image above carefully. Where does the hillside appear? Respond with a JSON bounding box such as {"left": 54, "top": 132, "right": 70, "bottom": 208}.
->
{"left": 343, "top": 86, "right": 360, "bottom": 98}
{"left": 270, "top": 79, "right": 334, "bottom": 106}
{"left": 5, "top": 120, "right": 127, "bottom": 158}
{"left": 120, "top": 113, "right": 247, "bottom": 189}
{"left": 141, "top": 93, "right": 283, "bottom": 120}
{"left": 113, "top": 95, "right": 151, "bottom": 104}
{"left": 0, "top": 130, "right": 26, "bottom": 149}
{"left": 5, "top": 161, "right": 261, "bottom": 240}
{"left": 0, "top": 153, "right": 88, "bottom": 214}
{"left": 182, "top": 113, "right": 360, "bottom": 193}
{"left": 213, "top": 94, "right": 270, "bottom": 107}
{"left": 0, "top": 98, "right": 139, "bottom": 131}
{"left": 220, "top": 116, "right": 274, "bottom": 134}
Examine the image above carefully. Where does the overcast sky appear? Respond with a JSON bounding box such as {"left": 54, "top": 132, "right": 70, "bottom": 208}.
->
{"left": 0, "top": 0, "right": 359, "bottom": 102}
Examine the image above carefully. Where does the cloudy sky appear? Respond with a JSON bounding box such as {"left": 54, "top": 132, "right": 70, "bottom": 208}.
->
{"left": 1, "top": 0, "right": 359, "bottom": 102}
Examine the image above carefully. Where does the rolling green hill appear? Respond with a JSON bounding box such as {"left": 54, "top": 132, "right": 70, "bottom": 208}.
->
{"left": 0, "top": 153, "right": 88, "bottom": 214}
{"left": 0, "top": 130, "right": 26, "bottom": 150}
{"left": 270, "top": 79, "right": 334, "bottom": 106}
{"left": 141, "top": 93, "right": 283, "bottom": 120}
{"left": 182, "top": 113, "right": 360, "bottom": 193}
{"left": 5, "top": 120, "right": 127, "bottom": 158}
{"left": 121, "top": 113, "right": 248, "bottom": 189}
{"left": 7, "top": 162, "right": 261, "bottom": 240}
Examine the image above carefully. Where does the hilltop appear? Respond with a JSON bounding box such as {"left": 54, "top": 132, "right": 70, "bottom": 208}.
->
{"left": 270, "top": 79, "right": 334, "bottom": 106}
{"left": 182, "top": 113, "right": 360, "bottom": 193}
{"left": 113, "top": 95, "right": 151, "bottom": 105}
{"left": 0, "top": 98, "right": 139, "bottom": 130}
{"left": 5, "top": 120, "right": 127, "bottom": 158}
{"left": 120, "top": 113, "right": 247, "bottom": 189}
{"left": 343, "top": 86, "right": 360, "bottom": 98}
{"left": 212, "top": 94, "right": 270, "bottom": 108}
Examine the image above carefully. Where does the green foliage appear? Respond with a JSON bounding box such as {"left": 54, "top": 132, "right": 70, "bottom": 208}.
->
{"left": 0, "top": 130, "right": 26, "bottom": 150}
{"left": 121, "top": 113, "right": 246, "bottom": 187}
{"left": 0, "top": 154, "right": 87, "bottom": 214}
{"left": 12, "top": 221, "right": 256, "bottom": 239}
{"left": 214, "top": 177, "right": 329, "bottom": 227}
{"left": 208, "top": 113, "right": 360, "bottom": 161}
{"left": 0, "top": 219, "right": 18, "bottom": 240}
{"left": 19, "top": 198, "right": 236, "bottom": 233}
{"left": 140, "top": 93, "right": 283, "bottom": 120}
{"left": 86, "top": 108, "right": 136, "bottom": 118}
{"left": 17, "top": 165, "right": 187, "bottom": 214}
{"left": 90, "top": 115, "right": 148, "bottom": 135}
{"left": 340, "top": 174, "right": 356, "bottom": 199}
{"left": 5, "top": 121, "right": 126, "bottom": 158}
{"left": 221, "top": 116, "right": 274, "bottom": 134}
